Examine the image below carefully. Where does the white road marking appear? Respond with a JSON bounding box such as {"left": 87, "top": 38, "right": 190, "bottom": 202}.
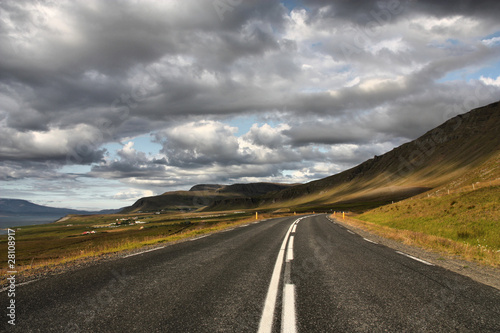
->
{"left": 396, "top": 251, "right": 434, "bottom": 266}
{"left": 291, "top": 224, "right": 297, "bottom": 233}
{"left": 0, "top": 279, "right": 39, "bottom": 293}
{"left": 286, "top": 236, "right": 294, "bottom": 262}
{"left": 347, "top": 230, "right": 355, "bottom": 235}
{"left": 363, "top": 238, "right": 378, "bottom": 244}
{"left": 189, "top": 235, "right": 209, "bottom": 241}
{"left": 281, "top": 284, "right": 297, "bottom": 333}
{"left": 258, "top": 220, "right": 297, "bottom": 333}
{"left": 123, "top": 246, "right": 165, "bottom": 258}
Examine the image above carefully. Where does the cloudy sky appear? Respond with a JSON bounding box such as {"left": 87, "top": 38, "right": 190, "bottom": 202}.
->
{"left": 1, "top": 0, "right": 499, "bottom": 210}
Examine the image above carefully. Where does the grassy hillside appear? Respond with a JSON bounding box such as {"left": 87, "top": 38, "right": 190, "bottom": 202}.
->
{"left": 356, "top": 151, "right": 500, "bottom": 266}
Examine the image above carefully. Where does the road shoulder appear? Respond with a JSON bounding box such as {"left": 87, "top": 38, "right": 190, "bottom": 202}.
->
{"left": 330, "top": 215, "right": 500, "bottom": 290}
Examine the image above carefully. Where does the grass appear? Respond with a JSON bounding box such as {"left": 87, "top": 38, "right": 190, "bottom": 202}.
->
{"left": 354, "top": 185, "right": 500, "bottom": 266}
{"left": 0, "top": 210, "right": 293, "bottom": 284}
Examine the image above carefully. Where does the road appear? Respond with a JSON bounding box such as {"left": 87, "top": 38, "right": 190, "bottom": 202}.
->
{"left": 3, "top": 214, "right": 500, "bottom": 332}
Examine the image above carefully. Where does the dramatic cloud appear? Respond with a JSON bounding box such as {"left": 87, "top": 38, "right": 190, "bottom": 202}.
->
{"left": 243, "top": 123, "right": 290, "bottom": 148}
{"left": 0, "top": 123, "right": 107, "bottom": 163}
{"left": 1, "top": 0, "right": 499, "bottom": 208}
{"left": 156, "top": 121, "right": 241, "bottom": 167}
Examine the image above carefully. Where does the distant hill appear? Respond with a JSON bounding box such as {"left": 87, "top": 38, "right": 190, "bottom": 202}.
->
{"left": 120, "top": 182, "right": 295, "bottom": 214}
{"left": 0, "top": 199, "right": 121, "bottom": 216}
{"left": 189, "top": 184, "right": 224, "bottom": 192}
{"left": 207, "top": 101, "right": 500, "bottom": 212}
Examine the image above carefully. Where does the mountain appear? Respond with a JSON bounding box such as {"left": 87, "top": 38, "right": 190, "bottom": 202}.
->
{"left": 120, "top": 182, "right": 296, "bottom": 214}
{"left": 207, "top": 101, "right": 500, "bottom": 212}
{"left": 218, "top": 183, "right": 296, "bottom": 196}
{"left": 0, "top": 199, "right": 121, "bottom": 216}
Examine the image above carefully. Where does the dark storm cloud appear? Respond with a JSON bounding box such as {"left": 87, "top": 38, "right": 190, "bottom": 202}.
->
{"left": 1, "top": 0, "right": 499, "bottom": 190}
{"left": 0, "top": 0, "right": 289, "bottom": 165}
{"left": 301, "top": 0, "right": 500, "bottom": 23}
{"left": 411, "top": 0, "right": 500, "bottom": 19}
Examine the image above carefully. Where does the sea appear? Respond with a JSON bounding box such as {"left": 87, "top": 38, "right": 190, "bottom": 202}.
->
{"left": 0, "top": 214, "right": 65, "bottom": 234}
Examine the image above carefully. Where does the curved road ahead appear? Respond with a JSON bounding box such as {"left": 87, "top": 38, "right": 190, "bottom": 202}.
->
{"left": 3, "top": 215, "right": 500, "bottom": 332}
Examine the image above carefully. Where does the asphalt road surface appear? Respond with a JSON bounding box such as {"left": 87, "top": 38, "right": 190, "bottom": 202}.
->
{"left": 3, "top": 214, "right": 500, "bottom": 332}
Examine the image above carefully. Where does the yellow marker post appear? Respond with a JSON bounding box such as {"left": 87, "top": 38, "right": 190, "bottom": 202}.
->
{"left": 342, "top": 211, "right": 345, "bottom": 219}
{"left": 294, "top": 211, "right": 296, "bottom": 215}
{"left": 256, "top": 212, "right": 258, "bottom": 220}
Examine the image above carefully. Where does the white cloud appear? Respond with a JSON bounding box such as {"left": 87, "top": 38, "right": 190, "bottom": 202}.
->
{"left": 482, "top": 37, "right": 500, "bottom": 47}
{"left": 242, "top": 123, "right": 290, "bottom": 148}
{"left": 157, "top": 121, "right": 240, "bottom": 166}
{"left": 368, "top": 38, "right": 410, "bottom": 54}
{"left": 113, "top": 189, "right": 155, "bottom": 200}
{"left": 479, "top": 75, "right": 500, "bottom": 87}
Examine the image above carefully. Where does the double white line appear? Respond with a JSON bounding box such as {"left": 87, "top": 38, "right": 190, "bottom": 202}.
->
{"left": 258, "top": 218, "right": 303, "bottom": 333}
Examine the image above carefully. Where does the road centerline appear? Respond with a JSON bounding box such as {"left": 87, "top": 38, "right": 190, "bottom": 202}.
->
{"left": 282, "top": 283, "right": 297, "bottom": 333}
{"left": 286, "top": 235, "right": 295, "bottom": 262}
{"left": 258, "top": 219, "right": 298, "bottom": 333}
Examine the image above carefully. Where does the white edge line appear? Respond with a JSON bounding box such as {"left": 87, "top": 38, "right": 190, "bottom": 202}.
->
{"left": 124, "top": 246, "right": 165, "bottom": 258}
{"left": 347, "top": 230, "right": 355, "bottom": 235}
{"left": 363, "top": 238, "right": 378, "bottom": 244}
{"left": 396, "top": 251, "right": 434, "bottom": 266}
{"left": 189, "top": 235, "right": 209, "bottom": 241}
{"left": 0, "top": 279, "right": 39, "bottom": 293}
{"left": 258, "top": 220, "right": 297, "bottom": 333}
{"left": 281, "top": 284, "right": 297, "bottom": 333}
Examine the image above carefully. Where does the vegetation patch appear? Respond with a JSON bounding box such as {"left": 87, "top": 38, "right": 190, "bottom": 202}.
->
{"left": 355, "top": 185, "right": 500, "bottom": 266}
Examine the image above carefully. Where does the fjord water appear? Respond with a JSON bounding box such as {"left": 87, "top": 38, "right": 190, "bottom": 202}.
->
{"left": 0, "top": 214, "right": 63, "bottom": 234}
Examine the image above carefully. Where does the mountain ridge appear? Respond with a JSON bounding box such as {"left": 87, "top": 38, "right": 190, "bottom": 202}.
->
{"left": 120, "top": 182, "right": 296, "bottom": 213}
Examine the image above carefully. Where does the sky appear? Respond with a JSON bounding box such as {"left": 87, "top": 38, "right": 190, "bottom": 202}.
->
{"left": 1, "top": 0, "right": 499, "bottom": 210}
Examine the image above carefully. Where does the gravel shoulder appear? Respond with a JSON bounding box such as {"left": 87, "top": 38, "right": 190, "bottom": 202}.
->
{"left": 333, "top": 216, "right": 500, "bottom": 290}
